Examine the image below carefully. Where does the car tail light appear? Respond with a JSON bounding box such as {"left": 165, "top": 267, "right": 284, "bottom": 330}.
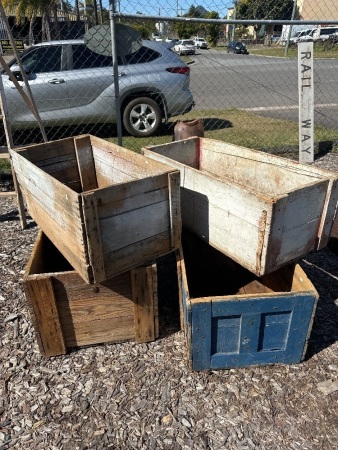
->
{"left": 166, "top": 67, "right": 190, "bottom": 75}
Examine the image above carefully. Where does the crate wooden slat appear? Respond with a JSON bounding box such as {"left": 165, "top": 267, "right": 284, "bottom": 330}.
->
{"left": 178, "top": 230, "right": 319, "bottom": 371}
{"left": 10, "top": 135, "right": 181, "bottom": 283}
{"left": 143, "top": 137, "right": 338, "bottom": 276}
{"left": 328, "top": 213, "right": 338, "bottom": 254}
{"left": 23, "top": 232, "right": 159, "bottom": 357}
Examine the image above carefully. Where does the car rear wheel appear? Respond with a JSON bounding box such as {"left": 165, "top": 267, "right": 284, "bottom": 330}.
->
{"left": 123, "top": 97, "right": 162, "bottom": 137}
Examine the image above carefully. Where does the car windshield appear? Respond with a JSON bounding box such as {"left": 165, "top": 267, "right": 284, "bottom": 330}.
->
{"left": 183, "top": 40, "right": 194, "bottom": 45}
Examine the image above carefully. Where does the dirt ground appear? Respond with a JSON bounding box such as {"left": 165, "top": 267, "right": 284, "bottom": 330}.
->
{"left": 1, "top": 173, "right": 338, "bottom": 449}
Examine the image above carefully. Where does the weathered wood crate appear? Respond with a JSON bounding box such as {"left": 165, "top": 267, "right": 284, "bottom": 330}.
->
{"left": 23, "top": 232, "right": 159, "bottom": 357}
{"left": 10, "top": 135, "right": 181, "bottom": 283}
{"left": 178, "top": 230, "right": 319, "bottom": 371}
{"left": 143, "top": 137, "right": 338, "bottom": 276}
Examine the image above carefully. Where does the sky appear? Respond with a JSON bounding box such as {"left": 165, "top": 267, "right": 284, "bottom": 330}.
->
{"left": 98, "top": 0, "right": 232, "bottom": 19}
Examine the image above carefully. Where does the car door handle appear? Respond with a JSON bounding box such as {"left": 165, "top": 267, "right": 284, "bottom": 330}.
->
{"left": 48, "top": 78, "right": 65, "bottom": 84}
{"left": 117, "top": 72, "right": 126, "bottom": 77}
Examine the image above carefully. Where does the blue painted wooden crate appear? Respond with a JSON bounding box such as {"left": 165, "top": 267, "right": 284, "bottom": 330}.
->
{"left": 178, "top": 231, "right": 319, "bottom": 371}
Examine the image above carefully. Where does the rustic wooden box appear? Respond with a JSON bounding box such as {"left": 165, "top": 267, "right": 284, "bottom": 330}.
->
{"left": 178, "top": 231, "right": 319, "bottom": 371}
{"left": 10, "top": 135, "right": 181, "bottom": 283}
{"left": 23, "top": 232, "right": 159, "bottom": 357}
{"left": 143, "top": 137, "right": 338, "bottom": 276}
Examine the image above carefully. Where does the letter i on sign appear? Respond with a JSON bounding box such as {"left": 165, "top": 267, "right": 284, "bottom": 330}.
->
{"left": 298, "top": 42, "right": 314, "bottom": 163}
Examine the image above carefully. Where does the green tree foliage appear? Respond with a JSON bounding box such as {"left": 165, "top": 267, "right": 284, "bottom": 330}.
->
{"left": 236, "top": 0, "right": 294, "bottom": 21}
{"left": 205, "top": 11, "right": 221, "bottom": 46}
{"left": 174, "top": 5, "right": 204, "bottom": 39}
{"left": 121, "top": 13, "right": 157, "bottom": 40}
{"left": 236, "top": 0, "right": 295, "bottom": 35}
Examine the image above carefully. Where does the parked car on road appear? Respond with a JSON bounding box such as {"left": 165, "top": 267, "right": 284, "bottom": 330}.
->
{"left": 1, "top": 39, "right": 194, "bottom": 137}
{"left": 193, "top": 37, "right": 208, "bottom": 49}
{"left": 227, "top": 41, "right": 249, "bottom": 54}
{"left": 173, "top": 40, "right": 196, "bottom": 55}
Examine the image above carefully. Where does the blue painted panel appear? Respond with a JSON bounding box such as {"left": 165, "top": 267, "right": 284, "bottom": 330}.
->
{"left": 258, "top": 311, "right": 291, "bottom": 351}
{"left": 191, "top": 301, "right": 212, "bottom": 370}
{"left": 239, "top": 313, "right": 261, "bottom": 354}
{"left": 190, "top": 293, "right": 316, "bottom": 370}
{"left": 211, "top": 316, "right": 241, "bottom": 354}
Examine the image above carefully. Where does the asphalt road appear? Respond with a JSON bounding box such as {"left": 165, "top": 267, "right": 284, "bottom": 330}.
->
{"left": 189, "top": 49, "right": 338, "bottom": 129}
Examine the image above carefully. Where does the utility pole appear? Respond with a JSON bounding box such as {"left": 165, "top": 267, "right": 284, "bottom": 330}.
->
{"left": 284, "top": 0, "right": 297, "bottom": 56}
{"left": 231, "top": 1, "right": 237, "bottom": 42}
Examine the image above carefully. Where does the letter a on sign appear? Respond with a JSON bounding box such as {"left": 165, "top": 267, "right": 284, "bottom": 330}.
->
{"left": 298, "top": 42, "right": 314, "bottom": 163}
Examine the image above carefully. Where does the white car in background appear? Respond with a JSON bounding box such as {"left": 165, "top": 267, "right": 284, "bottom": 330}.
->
{"left": 193, "top": 37, "right": 208, "bottom": 49}
{"left": 173, "top": 40, "right": 196, "bottom": 56}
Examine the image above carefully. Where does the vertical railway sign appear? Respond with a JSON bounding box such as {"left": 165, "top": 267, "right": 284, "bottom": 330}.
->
{"left": 298, "top": 42, "right": 314, "bottom": 163}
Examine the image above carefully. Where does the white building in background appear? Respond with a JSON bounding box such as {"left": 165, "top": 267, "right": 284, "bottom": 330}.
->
{"left": 155, "top": 21, "right": 167, "bottom": 35}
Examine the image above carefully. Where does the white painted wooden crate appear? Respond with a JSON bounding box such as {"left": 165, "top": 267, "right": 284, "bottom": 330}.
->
{"left": 143, "top": 137, "right": 338, "bottom": 276}
{"left": 10, "top": 135, "right": 181, "bottom": 284}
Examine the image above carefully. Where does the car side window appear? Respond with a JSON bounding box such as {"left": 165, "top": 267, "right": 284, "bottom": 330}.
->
{"left": 124, "top": 46, "right": 160, "bottom": 64}
{"left": 72, "top": 44, "right": 116, "bottom": 69}
{"left": 20, "top": 46, "right": 62, "bottom": 73}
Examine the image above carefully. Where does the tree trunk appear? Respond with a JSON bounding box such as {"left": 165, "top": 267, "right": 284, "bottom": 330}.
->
{"left": 52, "top": 3, "right": 61, "bottom": 40}
{"left": 99, "top": 0, "right": 103, "bottom": 24}
{"left": 93, "top": 1, "right": 98, "bottom": 26}
{"left": 75, "top": 0, "right": 80, "bottom": 22}
{"left": 28, "top": 14, "right": 36, "bottom": 45}
{"left": 42, "top": 4, "right": 52, "bottom": 42}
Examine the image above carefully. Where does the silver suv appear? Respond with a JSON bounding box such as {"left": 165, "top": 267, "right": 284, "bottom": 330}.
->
{"left": 2, "top": 39, "right": 194, "bottom": 137}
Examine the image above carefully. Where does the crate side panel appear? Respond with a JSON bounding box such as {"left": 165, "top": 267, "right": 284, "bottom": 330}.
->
{"left": 132, "top": 265, "right": 157, "bottom": 343}
{"left": 200, "top": 139, "right": 325, "bottom": 196}
{"left": 16, "top": 137, "right": 76, "bottom": 162}
{"left": 317, "top": 178, "right": 338, "bottom": 248}
{"left": 103, "top": 231, "right": 173, "bottom": 278}
{"left": 91, "top": 137, "right": 176, "bottom": 188}
{"left": 24, "top": 277, "right": 66, "bottom": 356}
{"left": 201, "top": 138, "right": 338, "bottom": 180}
{"left": 206, "top": 293, "right": 317, "bottom": 369}
{"left": 100, "top": 200, "right": 170, "bottom": 254}
{"left": 181, "top": 188, "right": 269, "bottom": 275}
{"left": 94, "top": 174, "right": 170, "bottom": 217}
{"left": 14, "top": 138, "right": 82, "bottom": 190}
{"left": 53, "top": 272, "right": 135, "bottom": 347}
{"left": 143, "top": 137, "right": 200, "bottom": 169}
{"left": 24, "top": 194, "right": 91, "bottom": 283}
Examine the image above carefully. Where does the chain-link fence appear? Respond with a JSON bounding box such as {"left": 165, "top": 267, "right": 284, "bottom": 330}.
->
{"left": 1, "top": 0, "right": 338, "bottom": 156}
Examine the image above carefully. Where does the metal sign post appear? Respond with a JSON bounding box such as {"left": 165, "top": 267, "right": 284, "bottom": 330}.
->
{"left": 298, "top": 42, "right": 314, "bottom": 163}
{"left": 110, "top": 0, "right": 123, "bottom": 146}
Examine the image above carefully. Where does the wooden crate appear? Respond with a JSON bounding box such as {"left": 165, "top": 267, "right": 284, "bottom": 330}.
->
{"left": 143, "top": 137, "right": 338, "bottom": 276}
{"left": 178, "top": 230, "right": 318, "bottom": 371}
{"left": 10, "top": 135, "right": 181, "bottom": 283}
{"left": 23, "top": 232, "right": 159, "bottom": 357}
